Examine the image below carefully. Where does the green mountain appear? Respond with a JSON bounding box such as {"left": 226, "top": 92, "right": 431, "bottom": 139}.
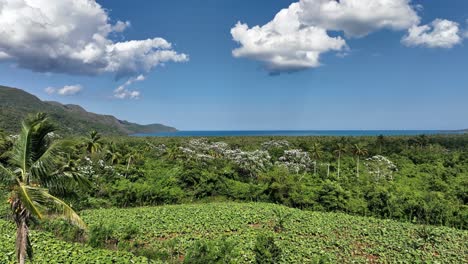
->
{"left": 0, "top": 85, "right": 177, "bottom": 135}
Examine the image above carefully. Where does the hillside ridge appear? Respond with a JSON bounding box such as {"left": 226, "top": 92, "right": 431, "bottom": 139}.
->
{"left": 0, "top": 85, "right": 177, "bottom": 135}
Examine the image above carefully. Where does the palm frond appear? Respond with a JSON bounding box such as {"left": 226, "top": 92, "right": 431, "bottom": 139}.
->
{"left": 17, "top": 185, "right": 87, "bottom": 229}
{"left": 29, "top": 140, "right": 64, "bottom": 187}
{"left": 29, "top": 139, "right": 90, "bottom": 195}
{"left": 47, "top": 170, "right": 91, "bottom": 196}
{"left": 9, "top": 113, "right": 56, "bottom": 184}
{"left": 27, "top": 113, "right": 55, "bottom": 162}
{"left": 38, "top": 190, "right": 87, "bottom": 229}
{"left": 10, "top": 121, "right": 34, "bottom": 182}
{"left": 16, "top": 183, "right": 44, "bottom": 219}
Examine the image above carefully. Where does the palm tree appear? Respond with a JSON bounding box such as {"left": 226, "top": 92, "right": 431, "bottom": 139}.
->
{"left": 0, "top": 113, "right": 87, "bottom": 264}
{"left": 417, "top": 134, "right": 429, "bottom": 149}
{"left": 166, "top": 146, "right": 182, "bottom": 161}
{"left": 124, "top": 151, "right": 141, "bottom": 178}
{"left": 85, "top": 130, "right": 102, "bottom": 154}
{"left": 376, "top": 134, "right": 385, "bottom": 154}
{"left": 333, "top": 143, "right": 347, "bottom": 178}
{"left": 106, "top": 142, "right": 122, "bottom": 165}
{"left": 310, "top": 142, "right": 323, "bottom": 175}
{"left": 352, "top": 143, "right": 368, "bottom": 179}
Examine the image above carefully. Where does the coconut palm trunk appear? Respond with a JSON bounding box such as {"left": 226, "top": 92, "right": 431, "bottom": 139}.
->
{"left": 352, "top": 144, "right": 368, "bottom": 180}
{"left": 337, "top": 152, "right": 341, "bottom": 178}
{"left": 310, "top": 143, "right": 323, "bottom": 176}
{"left": 333, "top": 143, "right": 346, "bottom": 179}
{"left": 17, "top": 220, "right": 29, "bottom": 264}
{"left": 125, "top": 154, "right": 134, "bottom": 178}
{"left": 13, "top": 200, "right": 31, "bottom": 264}
{"left": 356, "top": 155, "right": 360, "bottom": 178}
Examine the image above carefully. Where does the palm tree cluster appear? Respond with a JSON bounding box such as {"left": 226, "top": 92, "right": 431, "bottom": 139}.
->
{"left": 84, "top": 132, "right": 143, "bottom": 178}
{"left": 309, "top": 141, "right": 368, "bottom": 179}
{"left": 308, "top": 141, "right": 369, "bottom": 179}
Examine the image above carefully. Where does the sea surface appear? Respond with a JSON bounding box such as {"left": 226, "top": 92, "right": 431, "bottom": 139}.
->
{"left": 132, "top": 130, "right": 459, "bottom": 137}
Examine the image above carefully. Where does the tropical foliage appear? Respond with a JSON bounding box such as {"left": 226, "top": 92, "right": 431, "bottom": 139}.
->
{"left": 49, "top": 134, "right": 467, "bottom": 229}
{"left": 1, "top": 114, "right": 467, "bottom": 263}
{"left": 0, "top": 113, "right": 87, "bottom": 263}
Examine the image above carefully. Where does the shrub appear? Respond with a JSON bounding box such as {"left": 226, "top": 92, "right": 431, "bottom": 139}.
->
{"left": 272, "top": 207, "right": 292, "bottom": 232}
{"left": 184, "top": 238, "right": 238, "bottom": 264}
{"left": 89, "top": 223, "right": 117, "bottom": 248}
{"left": 39, "top": 219, "right": 85, "bottom": 242}
{"left": 254, "top": 234, "right": 282, "bottom": 264}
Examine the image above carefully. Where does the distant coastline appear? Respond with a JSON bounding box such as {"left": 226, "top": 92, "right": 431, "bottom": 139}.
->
{"left": 132, "top": 130, "right": 466, "bottom": 137}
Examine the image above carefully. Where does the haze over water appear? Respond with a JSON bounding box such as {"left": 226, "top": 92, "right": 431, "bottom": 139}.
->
{"left": 133, "top": 130, "right": 456, "bottom": 137}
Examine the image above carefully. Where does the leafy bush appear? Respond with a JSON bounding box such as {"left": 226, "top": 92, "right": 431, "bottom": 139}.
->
{"left": 38, "top": 219, "right": 85, "bottom": 242}
{"left": 272, "top": 207, "right": 292, "bottom": 232}
{"left": 89, "top": 222, "right": 117, "bottom": 248}
{"left": 254, "top": 233, "right": 282, "bottom": 264}
{"left": 184, "top": 238, "right": 238, "bottom": 264}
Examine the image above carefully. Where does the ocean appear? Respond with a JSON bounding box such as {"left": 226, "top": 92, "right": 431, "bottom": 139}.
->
{"left": 132, "top": 130, "right": 458, "bottom": 137}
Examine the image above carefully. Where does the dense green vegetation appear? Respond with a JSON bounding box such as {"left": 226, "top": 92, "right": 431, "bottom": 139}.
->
{"left": 1, "top": 113, "right": 467, "bottom": 263}
{"left": 52, "top": 133, "right": 467, "bottom": 229}
{"left": 0, "top": 86, "right": 176, "bottom": 135}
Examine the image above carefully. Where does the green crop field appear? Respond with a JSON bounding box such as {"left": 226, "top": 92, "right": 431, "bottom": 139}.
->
{"left": 78, "top": 202, "right": 467, "bottom": 263}
{"left": 1, "top": 202, "right": 467, "bottom": 263}
{"left": 0, "top": 219, "right": 150, "bottom": 264}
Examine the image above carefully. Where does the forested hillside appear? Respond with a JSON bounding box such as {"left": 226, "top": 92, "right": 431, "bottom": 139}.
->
{"left": 0, "top": 86, "right": 176, "bottom": 135}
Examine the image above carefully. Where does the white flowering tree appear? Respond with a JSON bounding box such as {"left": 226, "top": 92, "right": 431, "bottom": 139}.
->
{"left": 276, "top": 149, "right": 312, "bottom": 174}
{"left": 261, "top": 140, "right": 290, "bottom": 150}
{"left": 176, "top": 139, "right": 273, "bottom": 178}
{"left": 224, "top": 149, "right": 272, "bottom": 179}
{"left": 177, "top": 138, "right": 228, "bottom": 163}
{"left": 261, "top": 140, "right": 291, "bottom": 160}
{"left": 364, "top": 155, "right": 398, "bottom": 181}
{"left": 144, "top": 142, "right": 167, "bottom": 157}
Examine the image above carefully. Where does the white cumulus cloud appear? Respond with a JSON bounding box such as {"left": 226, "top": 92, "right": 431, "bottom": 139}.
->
{"left": 0, "top": 0, "right": 188, "bottom": 79}
{"left": 231, "top": 0, "right": 464, "bottom": 73}
{"left": 45, "top": 85, "right": 83, "bottom": 96}
{"left": 298, "top": 0, "right": 420, "bottom": 38}
{"left": 231, "top": 2, "right": 347, "bottom": 73}
{"left": 114, "top": 89, "right": 140, "bottom": 100}
{"left": 402, "top": 19, "right": 463, "bottom": 48}
{"left": 113, "top": 75, "right": 145, "bottom": 100}
{"left": 231, "top": 0, "right": 420, "bottom": 73}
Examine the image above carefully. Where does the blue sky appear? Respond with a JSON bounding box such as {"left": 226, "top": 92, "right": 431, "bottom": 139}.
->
{"left": 0, "top": 0, "right": 467, "bottom": 130}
